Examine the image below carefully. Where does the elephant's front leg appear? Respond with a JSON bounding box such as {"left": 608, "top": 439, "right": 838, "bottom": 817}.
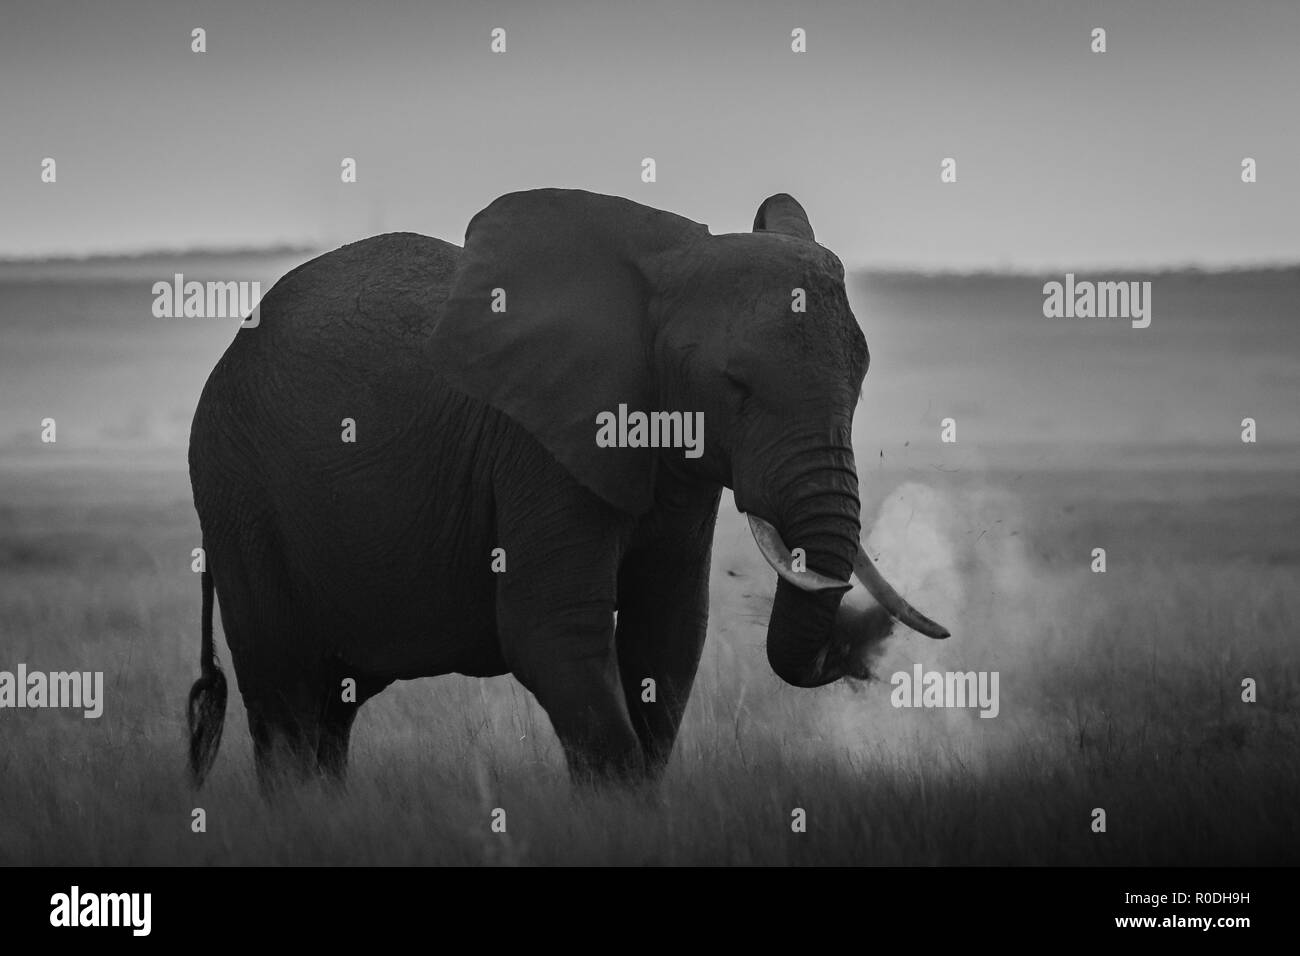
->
{"left": 615, "top": 497, "right": 720, "bottom": 779}
{"left": 510, "top": 650, "right": 645, "bottom": 784}
{"left": 493, "top": 457, "right": 644, "bottom": 784}
{"left": 498, "top": 568, "right": 644, "bottom": 784}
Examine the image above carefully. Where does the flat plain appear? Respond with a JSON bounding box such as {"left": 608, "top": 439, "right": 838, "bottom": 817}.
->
{"left": 1, "top": 265, "right": 1296, "bottom": 864}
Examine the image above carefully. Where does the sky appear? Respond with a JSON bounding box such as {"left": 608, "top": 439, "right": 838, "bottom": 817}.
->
{"left": 3, "top": 0, "right": 1298, "bottom": 269}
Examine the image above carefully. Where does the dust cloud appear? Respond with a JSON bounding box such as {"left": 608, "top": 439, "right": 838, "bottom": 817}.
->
{"left": 820, "top": 477, "right": 1087, "bottom": 775}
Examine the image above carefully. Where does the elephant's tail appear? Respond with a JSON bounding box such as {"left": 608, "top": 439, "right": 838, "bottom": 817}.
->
{"left": 187, "top": 567, "right": 227, "bottom": 787}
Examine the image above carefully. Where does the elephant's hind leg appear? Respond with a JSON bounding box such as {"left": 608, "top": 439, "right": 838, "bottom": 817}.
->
{"left": 210, "top": 517, "right": 331, "bottom": 793}
{"left": 248, "top": 676, "right": 366, "bottom": 792}
{"left": 314, "top": 671, "right": 386, "bottom": 784}
{"left": 245, "top": 660, "right": 381, "bottom": 791}
{"left": 246, "top": 689, "right": 321, "bottom": 792}
{"left": 314, "top": 693, "right": 358, "bottom": 783}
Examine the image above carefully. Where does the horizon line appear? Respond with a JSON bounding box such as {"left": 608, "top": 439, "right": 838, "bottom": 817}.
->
{"left": 0, "top": 244, "right": 1297, "bottom": 279}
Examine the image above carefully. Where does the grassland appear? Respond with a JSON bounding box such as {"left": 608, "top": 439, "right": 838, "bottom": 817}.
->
{"left": 1, "top": 457, "right": 1295, "bottom": 865}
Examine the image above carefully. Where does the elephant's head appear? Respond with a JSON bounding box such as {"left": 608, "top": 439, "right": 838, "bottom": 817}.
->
{"left": 431, "top": 188, "right": 948, "bottom": 689}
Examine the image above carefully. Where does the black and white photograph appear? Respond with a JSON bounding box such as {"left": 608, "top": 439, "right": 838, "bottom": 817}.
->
{"left": 0, "top": 0, "right": 1296, "bottom": 930}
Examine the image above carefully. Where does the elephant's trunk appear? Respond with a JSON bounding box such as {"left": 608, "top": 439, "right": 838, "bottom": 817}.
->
{"left": 751, "top": 446, "right": 949, "bottom": 687}
{"left": 758, "top": 446, "right": 864, "bottom": 687}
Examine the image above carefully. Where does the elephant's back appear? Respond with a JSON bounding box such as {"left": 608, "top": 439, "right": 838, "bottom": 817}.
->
{"left": 189, "top": 232, "right": 464, "bottom": 487}
{"left": 256, "top": 232, "right": 460, "bottom": 351}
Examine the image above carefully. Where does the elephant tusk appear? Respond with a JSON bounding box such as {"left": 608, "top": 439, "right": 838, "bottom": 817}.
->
{"left": 746, "top": 515, "right": 951, "bottom": 640}
{"left": 746, "top": 515, "right": 853, "bottom": 594}
{"left": 852, "top": 544, "right": 950, "bottom": 640}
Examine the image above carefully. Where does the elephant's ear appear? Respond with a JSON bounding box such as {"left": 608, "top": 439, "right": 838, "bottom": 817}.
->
{"left": 752, "top": 193, "right": 815, "bottom": 242}
{"left": 428, "top": 189, "right": 708, "bottom": 516}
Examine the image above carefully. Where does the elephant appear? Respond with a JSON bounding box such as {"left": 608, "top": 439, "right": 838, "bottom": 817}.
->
{"left": 186, "top": 188, "right": 949, "bottom": 791}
